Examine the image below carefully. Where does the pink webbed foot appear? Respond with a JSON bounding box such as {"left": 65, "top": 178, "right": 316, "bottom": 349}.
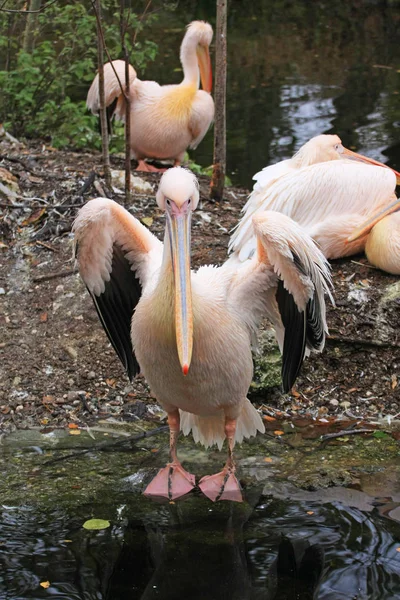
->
{"left": 199, "top": 470, "right": 243, "bottom": 503}
{"left": 135, "top": 159, "right": 167, "bottom": 173}
{"left": 144, "top": 463, "right": 196, "bottom": 500}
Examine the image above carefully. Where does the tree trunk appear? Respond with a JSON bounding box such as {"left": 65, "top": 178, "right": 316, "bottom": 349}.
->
{"left": 120, "top": 0, "right": 131, "bottom": 202}
{"left": 210, "top": 0, "right": 227, "bottom": 202}
{"left": 95, "top": 0, "right": 112, "bottom": 189}
{"left": 22, "top": 0, "right": 42, "bottom": 53}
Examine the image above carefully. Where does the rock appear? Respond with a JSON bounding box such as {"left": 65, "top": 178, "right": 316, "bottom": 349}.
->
{"left": 65, "top": 346, "right": 77, "bottom": 360}
{"left": 251, "top": 327, "right": 282, "bottom": 392}
{"left": 347, "top": 287, "right": 369, "bottom": 304}
{"left": 111, "top": 170, "right": 153, "bottom": 194}
{"left": 381, "top": 281, "right": 400, "bottom": 304}
{"left": 329, "top": 399, "right": 339, "bottom": 407}
{"left": 0, "top": 167, "right": 20, "bottom": 194}
{"left": 86, "top": 371, "right": 96, "bottom": 380}
{"left": 67, "top": 391, "right": 82, "bottom": 402}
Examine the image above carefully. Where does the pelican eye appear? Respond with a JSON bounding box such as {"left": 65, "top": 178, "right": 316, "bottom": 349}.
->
{"left": 335, "top": 143, "right": 343, "bottom": 154}
{"left": 187, "top": 198, "right": 191, "bottom": 205}
{"left": 166, "top": 198, "right": 171, "bottom": 206}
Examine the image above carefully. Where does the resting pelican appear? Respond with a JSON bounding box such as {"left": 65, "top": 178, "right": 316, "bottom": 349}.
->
{"left": 87, "top": 21, "right": 214, "bottom": 171}
{"left": 73, "top": 168, "right": 331, "bottom": 502}
{"left": 229, "top": 134, "right": 400, "bottom": 270}
{"left": 347, "top": 197, "right": 400, "bottom": 275}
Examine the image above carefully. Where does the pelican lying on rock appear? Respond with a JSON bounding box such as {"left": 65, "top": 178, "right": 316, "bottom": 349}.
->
{"left": 87, "top": 21, "right": 214, "bottom": 171}
{"left": 73, "top": 167, "right": 332, "bottom": 502}
{"left": 229, "top": 134, "right": 400, "bottom": 271}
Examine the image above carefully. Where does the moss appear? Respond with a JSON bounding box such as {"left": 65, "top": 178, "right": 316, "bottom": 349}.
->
{"left": 381, "top": 281, "right": 400, "bottom": 303}
{"left": 251, "top": 327, "right": 282, "bottom": 392}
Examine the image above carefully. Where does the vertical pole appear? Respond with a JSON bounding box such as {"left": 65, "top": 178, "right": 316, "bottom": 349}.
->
{"left": 120, "top": 0, "right": 131, "bottom": 202}
{"left": 210, "top": 0, "right": 227, "bottom": 202}
{"left": 95, "top": 0, "right": 112, "bottom": 189}
{"left": 22, "top": 0, "right": 42, "bottom": 53}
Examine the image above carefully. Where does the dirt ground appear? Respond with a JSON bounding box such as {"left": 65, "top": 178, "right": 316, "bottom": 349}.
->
{"left": 1, "top": 136, "right": 399, "bottom": 436}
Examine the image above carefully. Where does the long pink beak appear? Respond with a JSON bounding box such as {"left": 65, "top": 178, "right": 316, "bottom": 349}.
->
{"left": 347, "top": 197, "right": 400, "bottom": 243}
{"left": 196, "top": 44, "right": 212, "bottom": 93}
{"left": 342, "top": 147, "right": 400, "bottom": 185}
{"left": 166, "top": 201, "right": 193, "bottom": 375}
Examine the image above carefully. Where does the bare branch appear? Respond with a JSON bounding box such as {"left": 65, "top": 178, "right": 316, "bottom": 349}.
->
{"left": 94, "top": 0, "right": 111, "bottom": 188}
{"left": 0, "top": 0, "right": 58, "bottom": 14}
{"left": 90, "top": 0, "right": 127, "bottom": 101}
{"left": 120, "top": 0, "right": 132, "bottom": 202}
{"left": 210, "top": 0, "right": 227, "bottom": 201}
{"left": 132, "top": 0, "right": 153, "bottom": 46}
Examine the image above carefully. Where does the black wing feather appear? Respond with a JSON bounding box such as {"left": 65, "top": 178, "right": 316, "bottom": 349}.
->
{"left": 276, "top": 280, "right": 306, "bottom": 393}
{"left": 276, "top": 251, "right": 327, "bottom": 392}
{"left": 87, "top": 244, "right": 142, "bottom": 381}
{"left": 305, "top": 286, "right": 324, "bottom": 350}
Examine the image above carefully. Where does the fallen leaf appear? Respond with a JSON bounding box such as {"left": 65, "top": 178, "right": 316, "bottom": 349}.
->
{"left": 40, "top": 581, "right": 50, "bottom": 588}
{"left": 42, "top": 395, "right": 55, "bottom": 403}
{"left": 263, "top": 415, "right": 276, "bottom": 422}
{"left": 141, "top": 216, "right": 153, "bottom": 227}
{"left": 306, "top": 511, "right": 314, "bottom": 515}
{"left": 391, "top": 374, "right": 397, "bottom": 390}
{"left": 264, "top": 457, "right": 273, "bottom": 463}
{"left": 83, "top": 518, "right": 110, "bottom": 530}
{"left": 21, "top": 207, "right": 46, "bottom": 227}
{"left": 106, "top": 378, "right": 116, "bottom": 387}
{"left": 274, "top": 430, "right": 284, "bottom": 436}
{"left": 69, "top": 429, "right": 81, "bottom": 436}
{"left": 27, "top": 175, "right": 43, "bottom": 184}
{"left": 68, "top": 423, "right": 79, "bottom": 429}
{"left": 40, "top": 312, "right": 48, "bottom": 323}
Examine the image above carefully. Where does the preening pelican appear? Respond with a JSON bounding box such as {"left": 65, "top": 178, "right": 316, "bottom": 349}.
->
{"left": 87, "top": 21, "right": 214, "bottom": 171}
{"left": 229, "top": 134, "right": 400, "bottom": 271}
{"left": 73, "top": 168, "right": 331, "bottom": 502}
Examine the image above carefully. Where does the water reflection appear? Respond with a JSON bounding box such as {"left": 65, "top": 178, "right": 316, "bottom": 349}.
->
{"left": 143, "top": 0, "right": 400, "bottom": 187}
{"left": 1, "top": 493, "right": 399, "bottom": 599}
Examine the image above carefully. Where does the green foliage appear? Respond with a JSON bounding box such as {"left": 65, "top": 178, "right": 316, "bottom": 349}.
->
{"left": 184, "top": 153, "right": 232, "bottom": 186}
{"left": 0, "top": 0, "right": 158, "bottom": 148}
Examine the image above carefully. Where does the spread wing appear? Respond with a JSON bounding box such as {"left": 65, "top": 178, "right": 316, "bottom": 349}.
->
{"left": 73, "top": 198, "right": 163, "bottom": 380}
{"left": 228, "top": 211, "right": 332, "bottom": 393}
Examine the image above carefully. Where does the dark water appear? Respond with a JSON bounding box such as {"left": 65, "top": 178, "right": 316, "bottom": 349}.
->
{"left": 142, "top": 0, "right": 400, "bottom": 188}
{"left": 1, "top": 493, "right": 400, "bottom": 599}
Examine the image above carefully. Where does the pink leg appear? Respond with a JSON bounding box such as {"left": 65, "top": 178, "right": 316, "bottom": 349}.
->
{"left": 135, "top": 159, "right": 167, "bottom": 173}
{"left": 199, "top": 417, "right": 243, "bottom": 503}
{"left": 143, "top": 410, "right": 195, "bottom": 500}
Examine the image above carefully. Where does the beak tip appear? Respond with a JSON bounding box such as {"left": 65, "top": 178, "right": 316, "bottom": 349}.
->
{"left": 182, "top": 364, "right": 189, "bottom": 376}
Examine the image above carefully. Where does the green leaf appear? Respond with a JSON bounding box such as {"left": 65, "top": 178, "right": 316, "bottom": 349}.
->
{"left": 373, "top": 431, "right": 389, "bottom": 439}
{"left": 83, "top": 518, "right": 110, "bottom": 530}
